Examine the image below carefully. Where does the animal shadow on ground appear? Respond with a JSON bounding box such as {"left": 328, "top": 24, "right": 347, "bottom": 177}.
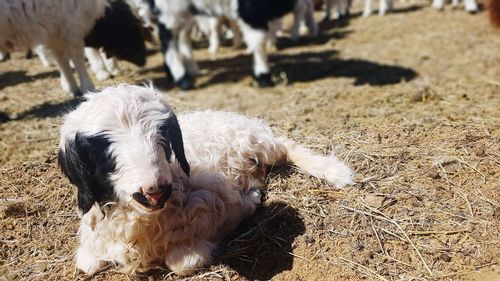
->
{"left": 391, "top": 4, "right": 423, "bottom": 14}
{"left": 0, "top": 111, "right": 10, "bottom": 123}
{"left": 349, "top": 4, "right": 422, "bottom": 17}
{"left": 14, "top": 98, "right": 82, "bottom": 121}
{"left": 0, "top": 70, "right": 59, "bottom": 91}
{"left": 133, "top": 201, "right": 305, "bottom": 281}
{"left": 220, "top": 201, "right": 305, "bottom": 280}
{"left": 194, "top": 49, "right": 417, "bottom": 87}
{"left": 275, "top": 29, "right": 352, "bottom": 50}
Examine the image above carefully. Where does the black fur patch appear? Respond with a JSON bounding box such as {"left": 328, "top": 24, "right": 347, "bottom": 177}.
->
{"left": 85, "top": 0, "right": 147, "bottom": 66}
{"left": 237, "top": 0, "right": 297, "bottom": 30}
{"left": 159, "top": 115, "right": 190, "bottom": 177}
{"left": 58, "top": 133, "right": 116, "bottom": 214}
{"left": 146, "top": 0, "right": 158, "bottom": 15}
{"left": 157, "top": 22, "right": 172, "bottom": 57}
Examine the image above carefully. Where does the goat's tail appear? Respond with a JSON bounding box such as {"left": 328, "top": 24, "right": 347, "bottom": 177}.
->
{"left": 276, "top": 137, "right": 354, "bottom": 188}
{"left": 490, "top": 0, "right": 500, "bottom": 28}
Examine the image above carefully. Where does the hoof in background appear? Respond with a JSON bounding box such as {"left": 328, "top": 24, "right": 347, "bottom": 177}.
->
{"left": 255, "top": 73, "right": 274, "bottom": 88}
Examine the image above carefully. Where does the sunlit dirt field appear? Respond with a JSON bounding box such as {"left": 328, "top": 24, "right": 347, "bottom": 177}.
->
{"left": 1, "top": 1, "right": 499, "bottom": 280}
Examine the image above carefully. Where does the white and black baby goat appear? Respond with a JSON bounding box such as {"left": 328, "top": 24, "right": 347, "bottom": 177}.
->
{"left": 0, "top": 0, "right": 147, "bottom": 96}
{"left": 150, "top": 0, "right": 307, "bottom": 89}
{"left": 58, "top": 84, "right": 352, "bottom": 276}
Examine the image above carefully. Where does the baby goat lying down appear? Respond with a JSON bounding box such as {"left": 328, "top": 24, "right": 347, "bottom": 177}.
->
{"left": 58, "top": 85, "right": 353, "bottom": 276}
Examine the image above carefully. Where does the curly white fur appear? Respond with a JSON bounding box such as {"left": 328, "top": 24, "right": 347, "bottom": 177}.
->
{"left": 77, "top": 168, "right": 261, "bottom": 276}
{"left": 60, "top": 84, "right": 352, "bottom": 277}
{"left": 179, "top": 110, "right": 353, "bottom": 189}
{"left": 0, "top": 0, "right": 110, "bottom": 96}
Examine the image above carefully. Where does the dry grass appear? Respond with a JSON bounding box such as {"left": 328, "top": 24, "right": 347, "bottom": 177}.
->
{"left": 1, "top": 1, "right": 499, "bottom": 280}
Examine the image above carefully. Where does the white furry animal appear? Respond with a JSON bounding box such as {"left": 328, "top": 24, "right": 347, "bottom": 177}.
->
{"left": 363, "top": 0, "right": 394, "bottom": 17}
{"left": 0, "top": 0, "right": 108, "bottom": 96}
{"left": 58, "top": 84, "right": 353, "bottom": 276}
{"left": 432, "top": 0, "right": 478, "bottom": 12}
{"left": 0, "top": 0, "right": 147, "bottom": 95}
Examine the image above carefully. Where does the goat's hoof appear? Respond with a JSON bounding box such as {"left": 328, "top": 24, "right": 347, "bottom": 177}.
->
{"left": 0, "top": 112, "right": 10, "bottom": 123}
{"left": 176, "top": 75, "right": 195, "bottom": 90}
{"left": 255, "top": 73, "right": 274, "bottom": 88}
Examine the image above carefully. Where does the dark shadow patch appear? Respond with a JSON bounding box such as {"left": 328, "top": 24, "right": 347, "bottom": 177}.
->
{"left": 130, "top": 202, "right": 304, "bottom": 281}
{"left": 0, "top": 70, "right": 59, "bottom": 91}
{"left": 2, "top": 202, "right": 46, "bottom": 218}
{"left": 391, "top": 4, "right": 424, "bottom": 14}
{"left": 221, "top": 202, "right": 305, "bottom": 280}
{"left": 193, "top": 49, "right": 417, "bottom": 88}
{"left": 274, "top": 30, "right": 352, "bottom": 50}
{"left": 0, "top": 111, "right": 10, "bottom": 123}
{"left": 319, "top": 12, "right": 358, "bottom": 30}
{"left": 359, "top": 4, "right": 424, "bottom": 16}
{"left": 131, "top": 74, "right": 176, "bottom": 92}
{"left": 15, "top": 98, "right": 82, "bottom": 121}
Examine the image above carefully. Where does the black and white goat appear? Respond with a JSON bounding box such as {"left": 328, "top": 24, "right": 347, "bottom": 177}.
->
{"left": 0, "top": 0, "right": 147, "bottom": 96}
{"left": 151, "top": 0, "right": 303, "bottom": 89}
{"left": 58, "top": 84, "right": 352, "bottom": 275}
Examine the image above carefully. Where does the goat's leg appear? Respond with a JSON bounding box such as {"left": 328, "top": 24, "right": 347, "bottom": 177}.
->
{"left": 178, "top": 22, "right": 199, "bottom": 77}
{"left": 52, "top": 50, "right": 80, "bottom": 97}
{"left": 432, "top": 0, "right": 445, "bottom": 10}
{"left": 70, "top": 46, "right": 95, "bottom": 94}
{"left": 229, "top": 19, "right": 243, "bottom": 49}
{"left": 464, "top": 0, "right": 478, "bottom": 12}
{"left": 291, "top": 0, "right": 306, "bottom": 41}
{"left": 207, "top": 17, "right": 221, "bottom": 55}
{"left": 324, "top": 0, "right": 333, "bottom": 21}
{"left": 305, "top": 0, "right": 319, "bottom": 36}
{"left": 238, "top": 20, "right": 273, "bottom": 87}
{"left": 101, "top": 51, "right": 120, "bottom": 76}
{"left": 85, "top": 47, "right": 110, "bottom": 81}
{"left": 363, "top": 0, "right": 373, "bottom": 16}
{"left": 379, "top": 0, "right": 389, "bottom": 15}
{"left": 158, "top": 21, "right": 193, "bottom": 90}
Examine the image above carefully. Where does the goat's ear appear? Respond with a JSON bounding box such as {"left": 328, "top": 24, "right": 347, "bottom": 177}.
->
{"left": 160, "top": 115, "right": 190, "bottom": 176}
{"left": 58, "top": 133, "right": 116, "bottom": 214}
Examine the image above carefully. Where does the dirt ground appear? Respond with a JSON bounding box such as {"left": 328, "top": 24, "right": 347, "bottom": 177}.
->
{"left": 1, "top": 1, "right": 499, "bottom": 280}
